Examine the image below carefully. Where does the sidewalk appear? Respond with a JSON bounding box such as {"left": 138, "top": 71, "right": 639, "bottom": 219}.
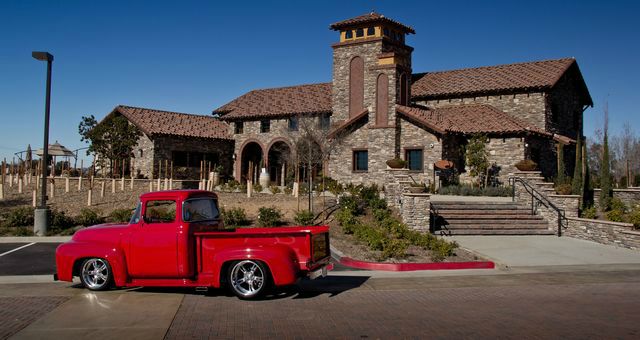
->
{"left": 449, "top": 235, "right": 640, "bottom": 268}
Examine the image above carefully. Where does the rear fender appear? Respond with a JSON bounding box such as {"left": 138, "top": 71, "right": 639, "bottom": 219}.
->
{"left": 212, "top": 245, "right": 298, "bottom": 287}
{"left": 56, "top": 241, "right": 128, "bottom": 286}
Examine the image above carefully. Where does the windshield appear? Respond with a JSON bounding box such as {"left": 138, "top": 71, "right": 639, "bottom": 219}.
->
{"left": 183, "top": 198, "right": 220, "bottom": 222}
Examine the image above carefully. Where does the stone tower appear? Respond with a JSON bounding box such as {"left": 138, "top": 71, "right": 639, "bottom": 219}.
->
{"left": 327, "top": 12, "right": 416, "bottom": 184}
{"left": 330, "top": 12, "right": 415, "bottom": 128}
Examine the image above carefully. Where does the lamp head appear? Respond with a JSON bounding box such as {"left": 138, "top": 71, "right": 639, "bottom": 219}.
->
{"left": 32, "top": 51, "right": 54, "bottom": 62}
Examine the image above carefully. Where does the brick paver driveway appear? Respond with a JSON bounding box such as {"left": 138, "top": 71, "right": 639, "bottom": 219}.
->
{"left": 166, "top": 271, "right": 640, "bottom": 339}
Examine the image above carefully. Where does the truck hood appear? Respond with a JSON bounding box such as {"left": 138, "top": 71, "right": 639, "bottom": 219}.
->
{"left": 72, "top": 223, "right": 129, "bottom": 243}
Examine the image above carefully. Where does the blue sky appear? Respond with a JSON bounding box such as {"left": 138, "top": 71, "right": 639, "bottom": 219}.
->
{"left": 1, "top": 0, "right": 639, "bottom": 164}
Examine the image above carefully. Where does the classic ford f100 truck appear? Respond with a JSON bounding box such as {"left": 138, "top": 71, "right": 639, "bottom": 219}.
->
{"left": 55, "top": 190, "right": 331, "bottom": 299}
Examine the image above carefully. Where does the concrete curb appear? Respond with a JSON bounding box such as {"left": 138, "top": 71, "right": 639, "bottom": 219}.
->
{"left": 0, "top": 275, "right": 56, "bottom": 284}
{"left": 339, "top": 257, "right": 495, "bottom": 271}
{"left": 0, "top": 236, "right": 71, "bottom": 243}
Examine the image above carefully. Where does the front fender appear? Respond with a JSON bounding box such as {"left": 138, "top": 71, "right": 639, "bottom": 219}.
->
{"left": 56, "top": 241, "right": 128, "bottom": 287}
{"left": 211, "top": 245, "right": 299, "bottom": 287}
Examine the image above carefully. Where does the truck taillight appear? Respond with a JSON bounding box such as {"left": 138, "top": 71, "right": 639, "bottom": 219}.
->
{"left": 311, "top": 233, "right": 329, "bottom": 262}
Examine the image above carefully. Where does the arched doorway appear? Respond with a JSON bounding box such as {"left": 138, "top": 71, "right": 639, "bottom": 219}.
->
{"left": 240, "top": 141, "right": 263, "bottom": 184}
{"left": 268, "top": 141, "right": 291, "bottom": 186}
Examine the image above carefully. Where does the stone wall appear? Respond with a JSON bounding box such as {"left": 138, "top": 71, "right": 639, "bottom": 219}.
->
{"left": 147, "top": 135, "right": 234, "bottom": 180}
{"left": 565, "top": 217, "right": 640, "bottom": 250}
{"left": 329, "top": 116, "right": 396, "bottom": 186}
{"left": 593, "top": 188, "right": 640, "bottom": 208}
{"left": 396, "top": 116, "right": 442, "bottom": 185}
{"left": 400, "top": 193, "right": 431, "bottom": 231}
{"left": 383, "top": 169, "right": 430, "bottom": 231}
{"left": 485, "top": 137, "right": 525, "bottom": 184}
{"left": 134, "top": 134, "right": 155, "bottom": 179}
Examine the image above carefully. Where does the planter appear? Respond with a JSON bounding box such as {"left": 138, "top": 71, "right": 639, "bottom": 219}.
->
{"left": 259, "top": 168, "right": 270, "bottom": 190}
{"left": 515, "top": 159, "right": 538, "bottom": 171}
{"left": 386, "top": 159, "right": 407, "bottom": 169}
{"left": 407, "top": 186, "right": 426, "bottom": 193}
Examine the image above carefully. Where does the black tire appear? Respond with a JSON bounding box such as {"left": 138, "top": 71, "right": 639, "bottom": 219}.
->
{"left": 79, "top": 258, "right": 113, "bottom": 291}
{"left": 227, "top": 260, "right": 270, "bottom": 299}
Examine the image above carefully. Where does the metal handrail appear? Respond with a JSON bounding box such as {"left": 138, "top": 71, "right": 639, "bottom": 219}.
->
{"left": 429, "top": 203, "right": 451, "bottom": 236}
{"left": 508, "top": 176, "right": 568, "bottom": 237}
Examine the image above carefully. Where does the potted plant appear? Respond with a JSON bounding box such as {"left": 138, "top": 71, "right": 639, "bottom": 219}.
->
{"left": 407, "top": 182, "right": 427, "bottom": 193}
{"left": 515, "top": 159, "right": 537, "bottom": 171}
{"left": 386, "top": 158, "right": 407, "bottom": 169}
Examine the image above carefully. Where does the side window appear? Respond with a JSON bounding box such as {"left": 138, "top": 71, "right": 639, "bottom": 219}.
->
{"left": 405, "top": 149, "right": 424, "bottom": 171}
{"left": 353, "top": 150, "right": 368, "bottom": 172}
{"left": 130, "top": 202, "right": 141, "bottom": 224}
{"left": 144, "top": 200, "right": 176, "bottom": 223}
{"left": 235, "top": 122, "right": 244, "bottom": 134}
{"left": 183, "top": 198, "right": 220, "bottom": 222}
{"left": 345, "top": 30, "right": 353, "bottom": 39}
{"left": 260, "top": 120, "right": 270, "bottom": 133}
{"left": 288, "top": 116, "right": 299, "bottom": 131}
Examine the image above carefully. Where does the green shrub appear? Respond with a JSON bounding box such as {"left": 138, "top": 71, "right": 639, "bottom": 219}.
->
{"left": 50, "top": 210, "right": 76, "bottom": 229}
{"left": 627, "top": 207, "right": 640, "bottom": 229}
{"left": 581, "top": 206, "right": 597, "bottom": 219}
{"left": 338, "top": 195, "right": 363, "bottom": 215}
{"left": 4, "top": 207, "right": 35, "bottom": 228}
{"left": 606, "top": 209, "right": 625, "bottom": 222}
{"left": 75, "top": 208, "right": 104, "bottom": 226}
{"left": 108, "top": 208, "right": 133, "bottom": 223}
{"left": 283, "top": 187, "right": 293, "bottom": 195}
{"left": 257, "top": 206, "right": 283, "bottom": 227}
{"left": 381, "top": 238, "right": 409, "bottom": 259}
{"left": 269, "top": 185, "right": 281, "bottom": 194}
{"left": 14, "top": 227, "right": 34, "bottom": 236}
{"left": 555, "top": 183, "right": 573, "bottom": 195}
{"left": 253, "top": 183, "right": 263, "bottom": 193}
{"left": 227, "top": 180, "right": 240, "bottom": 192}
{"left": 221, "top": 207, "right": 249, "bottom": 227}
{"left": 294, "top": 210, "right": 315, "bottom": 226}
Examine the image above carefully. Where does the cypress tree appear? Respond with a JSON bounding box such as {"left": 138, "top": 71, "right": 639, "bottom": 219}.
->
{"left": 600, "top": 107, "right": 613, "bottom": 211}
{"left": 556, "top": 143, "right": 567, "bottom": 185}
{"left": 572, "top": 136, "right": 583, "bottom": 195}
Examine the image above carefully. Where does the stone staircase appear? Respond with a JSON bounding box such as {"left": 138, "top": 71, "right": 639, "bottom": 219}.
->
{"left": 431, "top": 201, "right": 555, "bottom": 235}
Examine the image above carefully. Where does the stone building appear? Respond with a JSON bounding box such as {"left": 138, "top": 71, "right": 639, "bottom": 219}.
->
{"left": 100, "top": 105, "right": 233, "bottom": 179}
{"left": 212, "top": 12, "right": 593, "bottom": 186}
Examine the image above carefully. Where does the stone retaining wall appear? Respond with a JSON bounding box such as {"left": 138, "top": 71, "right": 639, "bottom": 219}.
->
{"left": 565, "top": 217, "right": 640, "bottom": 250}
{"left": 383, "top": 169, "right": 430, "bottom": 231}
{"left": 594, "top": 188, "right": 640, "bottom": 208}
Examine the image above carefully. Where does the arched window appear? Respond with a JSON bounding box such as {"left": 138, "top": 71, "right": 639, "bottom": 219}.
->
{"left": 376, "top": 73, "right": 389, "bottom": 126}
{"left": 349, "top": 56, "right": 365, "bottom": 118}
{"left": 399, "top": 73, "right": 408, "bottom": 105}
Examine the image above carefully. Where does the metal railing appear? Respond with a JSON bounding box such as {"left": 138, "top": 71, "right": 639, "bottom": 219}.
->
{"left": 509, "top": 176, "right": 568, "bottom": 237}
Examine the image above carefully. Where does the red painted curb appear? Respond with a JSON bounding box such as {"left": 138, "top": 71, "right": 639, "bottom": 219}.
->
{"left": 339, "top": 257, "right": 495, "bottom": 271}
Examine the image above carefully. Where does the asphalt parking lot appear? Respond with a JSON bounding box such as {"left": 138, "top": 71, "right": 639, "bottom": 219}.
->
{"left": 0, "top": 243, "right": 60, "bottom": 276}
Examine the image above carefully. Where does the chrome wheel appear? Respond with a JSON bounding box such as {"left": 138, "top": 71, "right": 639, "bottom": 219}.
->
{"left": 80, "top": 258, "right": 112, "bottom": 291}
{"left": 229, "top": 260, "right": 268, "bottom": 299}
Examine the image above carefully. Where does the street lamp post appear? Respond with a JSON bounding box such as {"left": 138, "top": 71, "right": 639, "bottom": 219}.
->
{"left": 32, "top": 51, "right": 54, "bottom": 236}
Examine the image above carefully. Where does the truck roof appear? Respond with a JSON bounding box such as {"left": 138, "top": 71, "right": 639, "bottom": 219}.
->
{"left": 139, "top": 190, "right": 218, "bottom": 201}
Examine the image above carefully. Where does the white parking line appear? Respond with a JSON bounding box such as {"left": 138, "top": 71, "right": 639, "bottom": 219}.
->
{"left": 0, "top": 242, "right": 36, "bottom": 257}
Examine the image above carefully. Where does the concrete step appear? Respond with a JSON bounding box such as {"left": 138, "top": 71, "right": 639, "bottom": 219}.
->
{"left": 444, "top": 218, "right": 548, "bottom": 225}
{"left": 432, "top": 204, "right": 531, "bottom": 211}
{"left": 443, "top": 223, "right": 550, "bottom": 229}
{"left": 436, "top": 210, "right": 537, "bottom": 216}
{"left": 439, "top": 214, "right": 543, "bottom": 220}
{"left": 439, "top": 229, "right": 556, "bottom": 235}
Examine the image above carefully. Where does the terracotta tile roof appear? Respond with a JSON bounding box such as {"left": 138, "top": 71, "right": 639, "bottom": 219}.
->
{"left": 411, "top": 58, "right": 579, "bottom": 99}
{"left": 330, "top": 12, "right": 415, "bottom": 34}
{"left": 213, "top": 83, "right": 332, "bottom": 120}
{"left": 327, "top": 109, "right": 368, "bottom": 138}
{"left": 113, "top": 105, "right": 230, "bottom": 140}
{"left": 396, "top": 104, "right": 548, "bottom": 136}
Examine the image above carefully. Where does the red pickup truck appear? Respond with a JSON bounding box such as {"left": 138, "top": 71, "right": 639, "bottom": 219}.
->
{"left": 55, "top": 190, "right": 331, "bottom": 299}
